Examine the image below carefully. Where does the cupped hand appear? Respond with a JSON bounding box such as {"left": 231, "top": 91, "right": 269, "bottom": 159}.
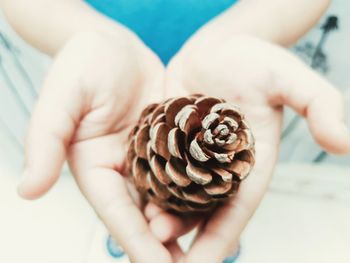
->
{"left": 146, "top": 35, "right": 350, "bottom": 263}
{"left": 18, "top": 31, "right": 175, "bottom": 263}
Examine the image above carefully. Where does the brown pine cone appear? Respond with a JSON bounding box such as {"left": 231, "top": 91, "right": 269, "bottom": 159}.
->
{"left": 126, "top": 94, "right": 255, "bottom": 213}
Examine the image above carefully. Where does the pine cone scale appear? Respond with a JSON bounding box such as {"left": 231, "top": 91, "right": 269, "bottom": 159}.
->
{"left": 203, "top": 178, "right": 235, "bottom": 196}
{"left": 132, "top": 158, "right": 150, "bottom": 190}
{"left": 211, "top": 167, "right": 233, "bottom": 182}
{"left": 134, "top": 125, "right": 150, "bottom": 159}
{"left": 164, "top": 97, "right": 193, "bottom": 126}
{"left": 194, "top": 96, "right": 223, "bottom": 117}
{"left": 165, "top": 157, "right": 192, "bottom": 187}
{"left": 167, "top": 128, "right": 185, "bottom": 159}
{"left": 149, "top": 155, "right": 172, "bottom": 185}
{"left": 148, "top": 171, "right": 172, "bottom": 200}
{"left": 185, "top": 159, "right": 213, "bottom": 185}
{"left": 182, "top": 186, "right": 211, "bottom": 204}
{"left": 150, "top": 123, "right": 171, "bottom": 160}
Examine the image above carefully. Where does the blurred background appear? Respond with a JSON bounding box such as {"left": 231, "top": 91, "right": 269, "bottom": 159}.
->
{"left": 0, "top": 0, "right": 349, "bottom": 262}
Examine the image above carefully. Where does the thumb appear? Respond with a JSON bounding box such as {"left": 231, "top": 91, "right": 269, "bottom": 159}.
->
{"left": 269, "top": 46, "right": 350, "bottom": 154}
{"left": 19, "top": 66, "right": 82, "bottom": 199}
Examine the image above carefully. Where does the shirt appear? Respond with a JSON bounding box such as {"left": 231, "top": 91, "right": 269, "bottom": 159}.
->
{"left": 85, "top": 0, "right": 237, "bottom": 64}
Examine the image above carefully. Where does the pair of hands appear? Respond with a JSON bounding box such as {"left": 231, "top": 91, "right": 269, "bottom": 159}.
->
{"left": 18, "top": 28, "right": 350, "bottom": 263}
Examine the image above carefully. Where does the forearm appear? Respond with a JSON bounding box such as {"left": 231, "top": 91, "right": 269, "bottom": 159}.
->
{"left": 225, "top": 0, "right": 330, "bottom": 45}
{"left": 183, "top": 0, "right": 330, "bottom": 53}
{"left": 0, "top": 0, "right": 133, "bottom": 55}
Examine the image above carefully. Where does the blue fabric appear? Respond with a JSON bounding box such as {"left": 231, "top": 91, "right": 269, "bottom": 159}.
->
{"left": 85, "top": 0, "right": 238, "bottom": 64}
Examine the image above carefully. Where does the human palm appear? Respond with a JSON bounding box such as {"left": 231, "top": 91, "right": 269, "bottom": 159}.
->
{"left": 18, "top": 31, "right": 176, "bottom": 263}
{"left": 144, "top": 36, "right": 350, "bottom": 263}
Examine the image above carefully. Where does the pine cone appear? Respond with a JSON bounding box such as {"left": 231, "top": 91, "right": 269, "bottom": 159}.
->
{"left": 127, "top": 94, "right": 255, "bottom": 213}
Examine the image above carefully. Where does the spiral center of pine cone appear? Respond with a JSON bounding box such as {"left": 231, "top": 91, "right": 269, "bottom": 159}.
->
{"left": 127, "top": 94, "right": 255, "bottom": 213}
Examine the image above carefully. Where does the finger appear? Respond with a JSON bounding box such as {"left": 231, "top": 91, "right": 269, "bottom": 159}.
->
{"left": 145, "top": 203, "right": 201, "bottom": 242}
{"left": 69, "top": 124, "right": 172, "bottom": 262}
{"left": 166, "top": 241, "right": 184, "bottom": 262}
{"left": 145, "top": 202, "right": 201, "bottom": 242}
{"left": 184, "top": 141, "right": 278, "bottom": 263}
{"left": 18, "top": 65, "right": 82, "bottom": 199}
{"left": 76, "top": 167, "right": 172, "bottom": 263}
{"left": 149, "top": 211, "right": 201, "bottom": 243}
{"left": 144, "top": 202, "right": 164, "bottom": 220}
{"left": 270, "top": 48, "right": 350, "bottom": 154}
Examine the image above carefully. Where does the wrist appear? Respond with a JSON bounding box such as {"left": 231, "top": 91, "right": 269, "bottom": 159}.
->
{"left": 178, "top": 0, "right": 330, "bottom": 53}
{"left": 1, "top": 0, "right": 144, "bottom": 56}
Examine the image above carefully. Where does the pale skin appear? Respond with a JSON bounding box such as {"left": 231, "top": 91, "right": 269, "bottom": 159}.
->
{"left": 1, "top": 0, "right": 349, "bottom": 262}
